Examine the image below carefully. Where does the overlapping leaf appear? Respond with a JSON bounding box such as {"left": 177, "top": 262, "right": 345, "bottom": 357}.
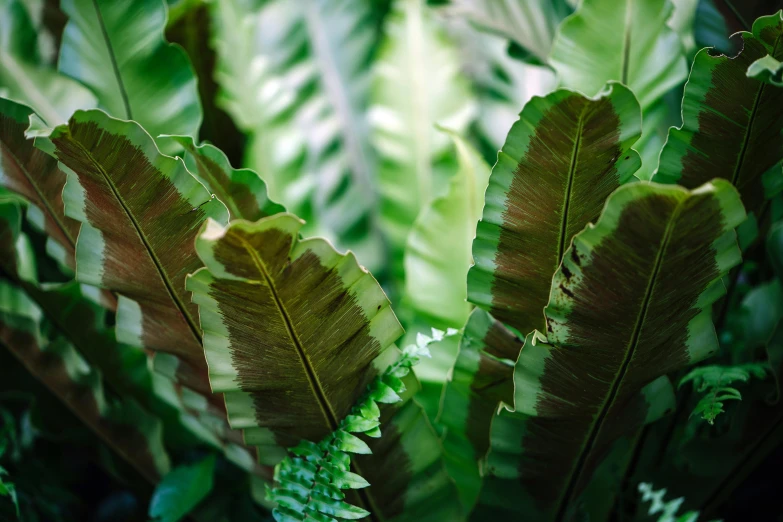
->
{"left": 0, "top": 279, "right": 170, "bottom": 483}
{"left": 404, "top": 131, "right": 490, "bottom": 329}
{"left": 486, "top": 180, "right": 745, "bottom": 520}
{"left": 468, "top": 83, "right": 642, "bottom": 336}
{"left": 371, "top": 0, "right": 476, "bottom": 279}
{"left": 187, "top": 214, "right": 403, "bottom": 447}
{"left": 0, "top": 98, "right": 79, "bottom": 268}
{"left": 437, "top": 309, "right": 521, "bottom": 510}
{"left": 0, "top": 0, "right": 96, "bottom": 126}
{"left": 654, "top": 11, "right": 783, "bottom": 215}
{"left": 59, "top": 0, "right": 201, "bottom": 144}
{"left": 39, "top": 110, "right": 229, "bottom": 393}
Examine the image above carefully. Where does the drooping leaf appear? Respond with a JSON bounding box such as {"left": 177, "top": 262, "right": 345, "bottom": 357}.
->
{"left": 468, "top": 82, "right": 642, "bottom": 336}
{"left": 0, "top": 279, "right": 170, "bottom": 483}
{"left": 149, "top": 455, "right": 216, "bottom": 522}
{"left": 549, "top": 0, "right": 688, "bottom": 112}
{"left": 39, "top": 110, "right": 229, "bottom": 393}
{"left": 653, "top": 11, "right": 783, "bottom": 216}
{"left": 0, "top": 98, "right": 79, "bottom": 268}
{"left": 437, "top": 308, "right": 521, "bottom": 510}
{"left": 747, "top": 54, "right": 783, "bottom": 85}
{"left": 371, "top": 0, "right": 476, "bottom": 280}
{"left": 447, "top": 0, "right": 573, "bottom": 64}
{"left": 186, "top": 214, "right": 403, "bottom": 446}
{"left": 0, "top": 0, "right": 96, "bottom": 126}
{"left": 489, "top": 180, "right": 745, "bottom": 519}
{"left": 58, "top": 0, "right": 202, "bottom": 145}
{"left": 403, "top": 130, "right": 490, "bottom": 329}
{"left": 159, "top": 135, "right": 285, "bottom": 222}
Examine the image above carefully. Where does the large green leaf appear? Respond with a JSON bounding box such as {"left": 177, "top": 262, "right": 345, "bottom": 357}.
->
{"left": 39, "top": 110, "right": 229, "bottom": 394}
{"left": 58, "top": 0, "right": 201, "bottom": 143}
{"left": 437, "top": 308, "right": 521, "bottom": 510}
{"left": 468, "top": 83, "right": 642, "bottom": 336}
{"left": 0, "top": 98, "right": 80, "bottom": 268}
{"left": 0, "top": 279, "right": 170, "bottom": 483}
{"left": 212, "top": 0, "right": 385, "bottom": 271}
{"left": 186, "top": 214, "right": 403, "bottom": 447}
{"left": 149, "top": 455, "right": 216, "bottom": 522}
{"left": 371, "top": 0, "right": 476, "bottom": 280}
{"left": 485, "top": 180, "right": 745, "bottom": 520}
{"left": 549, "top": 0, "right": 688, "bottom": 111}
{"left": 448, "top": 0, "right": 573, "bottom": 64}
{"left": 653, "top": 11, "right": 783, "bottom": 216}
{"left": 0, "top": 0, "right": 96, "bottom": 125}
{"left": 404, "top": 130, "right": 490, "bottom": 329}
{"left": 160, "top": 135, "right": 285, "bottom": 222}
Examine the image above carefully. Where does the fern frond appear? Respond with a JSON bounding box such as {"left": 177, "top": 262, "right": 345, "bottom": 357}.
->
{"left": 679, "top": 364, "right": 768, "bottom": 424}
{"left": 267, "top": 331, "right": 439, "bottom": 521}
{"left": 637, "top": 482, "right": 718, "bottom": 522}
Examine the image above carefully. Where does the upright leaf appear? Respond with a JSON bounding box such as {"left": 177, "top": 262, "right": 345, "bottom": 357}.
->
{"left": 468, "top": 83, "right": 642, "bottom": 336}
{"left": 550, "top": 0, "right": 687, "bottom": 111}
{"left": 40, "top": 110, "right": 229, "bottom": 393}
{"left": 0, "top": 98, "right": 79, "bottom": 268}
{"left": 404, "top": 130, "right": 490, "bottom": 329}
{"left": 371, "top": 0, "right": 476, "bottom": 279}
{"left": 187, "top": 214, "right": 403, "bottom": 445}
{"left": 160, "top": 135, "right": 285, "bottom": 222}
{"left": 0, "top": 0, "right": 96, "bottom": 125}
{"left": 448, "top": 0, "right": 573, "bottom": 64}
{"left": 0, "top": 279, "right": 170, "bottom": 483}
{"left": 59, "top": 0, "right": 201, "bottom": 143}
{"left": 499, "top": 180, "right": 745, "bottom": 520}
{"left": 653, "top": 11, "right": 783, "bottom": 216}
{"left": 437, "top": 308, "right": 521, "bottom": 510}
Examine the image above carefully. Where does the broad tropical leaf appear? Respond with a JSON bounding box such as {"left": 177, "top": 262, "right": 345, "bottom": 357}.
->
{"left": 653, "top": 11, "right": 783, "bottom": 216}
{"left": 39, "top": 110, "right": 229, "bottom": 393}
{"left": 447, "top": 0, "right": 573, "bottom": 64}
{"left": 0, "top": 98, "right": 79, "bottom": 268}
{"left": 437, "top": 308, "right": 521, "bottom": 510}
{"left": 404, "top": 130, "right": 490, "bottom": 329}
{"left": 186, "top": 214, "right": 403, "bottom": 446}
{"left": 59, "top": 0, "right": 201, "bottom": 144}
{"left": 160, "top": 135, "right": 285, "bottom": 222}
{"left": 549, "top": 0, "right": 688, "bottom": 112}
{"left": 371, "top": 0, "right": 476, "bottom": 279}
{"left": 0, "top": 279, "right": 170, "bottom": 483}
{"left": 493, "top": 180, "right": 745, "bottom": 520}
{"left": 0, "top": 0, "right": 96, "bottom": 125}
{"left": 212, "top": 0, "right": 385, "bottom": 271}
{"left": 468, "top": 83, "right": 642, "bottom": 336}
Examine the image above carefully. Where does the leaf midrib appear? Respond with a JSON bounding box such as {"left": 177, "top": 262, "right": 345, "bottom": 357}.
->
{"left": 0, "top": 140, "right": 76, "bottom": 249}
{"left": 235, "top": 235, "right": 339, "bottom": 433}
{"left": 554, "top": 197, "right": 684, "bottom": 521}
{"left": 730, "top": 33, "right": 782, "bottom": 191}
{"left": 556, "top": 110, "right": 586, "bottom": 263}
{"left": 65, "top": 135, "right": 202, "bottom": 345}
{"left": 90, "top": 0, "right": 133, "bottom": 120}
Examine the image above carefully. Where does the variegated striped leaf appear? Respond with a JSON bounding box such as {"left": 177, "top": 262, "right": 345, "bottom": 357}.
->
{"left": 500, "top": 180, "right": 745, "bottom": 520}
{"left": 40, "top": 110, "right": 229, "bottom": 394}
{"left": 0, "top": 280, "right": 170, "bottom": 483}
{"left": 187, "top": 214, "right": 403, "bottom": 446}
{"left": 468, "top": 82, "right": 642, "bottom": 336}
{"left": 654, "top": 11, "right": 783, "bottom": 216}
{"left": 0, "top": 98, "right": 79, "bottom": 268}
{"left": 437, "top": 308, "right": 521, "bottom": 510}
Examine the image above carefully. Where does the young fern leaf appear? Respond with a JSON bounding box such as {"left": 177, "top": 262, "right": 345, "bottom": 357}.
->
{"left": 680, "top": 364, "right": 768, "bottom": 424}
{"left": 268, "top": 335, "right": 433, "bottom": 522}
{"left": 637, "top": 482, "right": 715, "bottom": 522}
